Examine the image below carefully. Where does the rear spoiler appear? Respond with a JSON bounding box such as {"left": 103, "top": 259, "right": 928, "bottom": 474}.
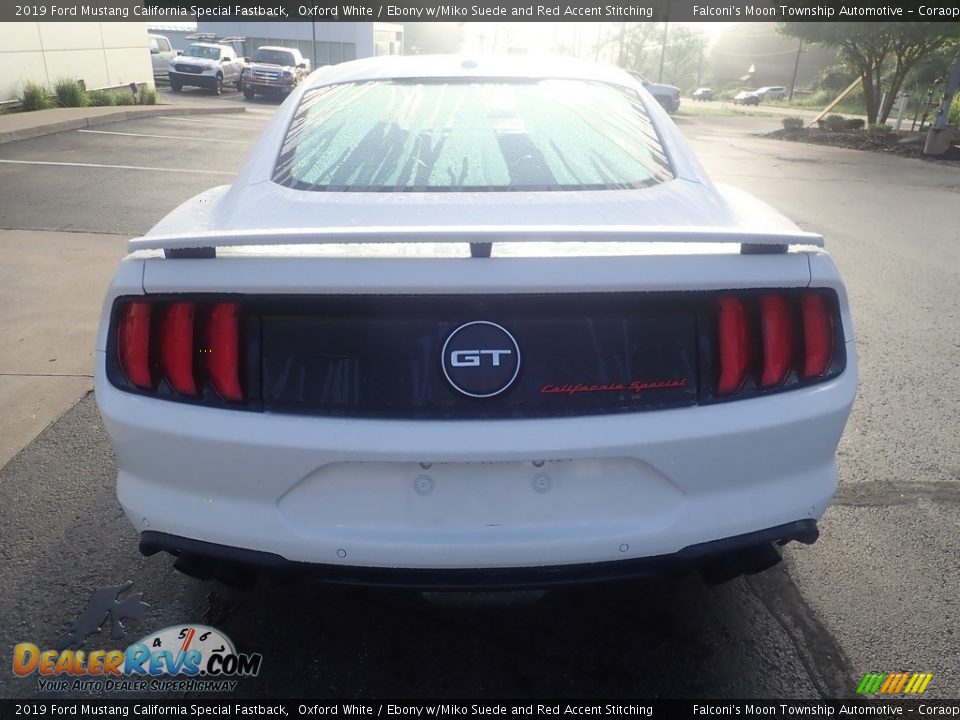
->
{"left": 130, "top": 225, "right": 824, "bottom": 258}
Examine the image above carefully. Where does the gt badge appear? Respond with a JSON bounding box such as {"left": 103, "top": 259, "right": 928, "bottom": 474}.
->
{"left": 441, "top": 321, "right": 521, "bottom": 398}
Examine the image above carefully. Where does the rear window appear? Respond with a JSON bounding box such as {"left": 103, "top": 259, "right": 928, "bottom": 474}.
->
{"left": 272, "top": 79, "right": 673, "bottom": 192}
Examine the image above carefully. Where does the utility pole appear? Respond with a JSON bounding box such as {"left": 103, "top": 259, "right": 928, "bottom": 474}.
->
{"left": 658, "top": 22, "right": 669, "bottom": 83}
{"left": 696, "top": 35, "right": 704, "bottom": 87}
{"left": 788, "top": 39, "right": 803, "bottom": 102}
{"left": 618, "top": 23, "right": 626, "bottom": 67}
{"left": 311, "top": 22, "right": 317, "bottom": 68}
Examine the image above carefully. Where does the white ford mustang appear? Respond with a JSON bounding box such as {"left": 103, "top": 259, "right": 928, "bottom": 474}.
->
{"left": 95, "top": 55, "right": 857, "bottom": 588}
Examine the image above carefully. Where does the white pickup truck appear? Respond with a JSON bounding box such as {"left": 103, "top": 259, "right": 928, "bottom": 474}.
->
{"left": 168, "top": 42, "right": 245, "bottom": 95}
{"left": 148, "top": 34, "right": 176, "bottom": 82}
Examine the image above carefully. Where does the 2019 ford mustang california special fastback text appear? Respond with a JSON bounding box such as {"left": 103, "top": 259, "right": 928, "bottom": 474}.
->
{"left": 95, "top": 56, "right": 857, "bottom": 589}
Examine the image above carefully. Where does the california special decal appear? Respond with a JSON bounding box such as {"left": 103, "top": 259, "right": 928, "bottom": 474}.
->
{"left": 541, "top": 378, "right": 689, "bottom": 395}
{"left": 13, "top": 624, "right": 262, "bottom": 693}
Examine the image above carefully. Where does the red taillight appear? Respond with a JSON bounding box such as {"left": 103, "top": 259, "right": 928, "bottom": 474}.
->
{"left": 117, "top": 302, "right": 153, "bottom": 389}
{"left": 759, "top": 294, "right": 794, "bottom": 387}
{"left": 158, "top": 302, "right": 198, "bottom": 396}
{"left": 717, "top": 296, "right": 750, "bottom": 395}
{"left": 801, "top": 292, "right": 834, "bottom": 378}
{"left": 715, "top": 291, "right": 839, "bottom": 397}
{"left": 204, "top": 302, "right": 244, "bottom": 402}
{"left": 114, "top": 299, "right": 244, "bottom": 402}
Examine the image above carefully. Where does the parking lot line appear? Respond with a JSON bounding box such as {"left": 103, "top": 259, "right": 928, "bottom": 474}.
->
{"left": 155, "top": 115, "right": 267, "bottom": 128}
{"left": 77, "top": 129, "right": 251, "bottom": 144}
{"left": 0, "top": 159, "right": 233, "bottom": 175}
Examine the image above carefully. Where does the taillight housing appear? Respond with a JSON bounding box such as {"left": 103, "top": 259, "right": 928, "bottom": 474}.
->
{"left": 708, "top": 289, "right": 844, "bottom": 401}
{"left": 106, "top": 290, "right": 844, "bottom": 414}
{"left": 110, "top": 297, "right": 252, "bottom": 408}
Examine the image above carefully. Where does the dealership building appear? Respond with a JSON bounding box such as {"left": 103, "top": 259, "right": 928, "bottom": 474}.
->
{"left": 0, "top": 22, "right": 153, "bottom": 104}
{"left": 196, "top": 21, "right": 404, "bottom": 67}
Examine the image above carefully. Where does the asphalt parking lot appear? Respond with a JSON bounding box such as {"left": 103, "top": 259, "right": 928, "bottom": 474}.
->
{"left": 0, "top": 98, "right": 271, "bottom": 235}
{"left": 1, "top": 91, "right": 959, "bottom": 700}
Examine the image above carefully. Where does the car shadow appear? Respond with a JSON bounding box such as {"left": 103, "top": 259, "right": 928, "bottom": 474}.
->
{"left": 196, "top": 565, "right": 838, "bottom": 699}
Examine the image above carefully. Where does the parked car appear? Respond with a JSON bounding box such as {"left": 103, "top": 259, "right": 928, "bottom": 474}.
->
{"left": 757, "top": 86, "right": 788, "bottom": 101}
{"left": 97, "top": 55, "right": 856, "bottom": 589}
{"left": 169, "top": 42, "right": 245, "bottom": 95}
{"left": 148, "top": 34, "right": 176, "bottom": 82}
{"left": 692, "top": 87, "right": 713, "bottom": 102}
{"left": 733, "top": 90, "right": 761, "bottom": 106}
{"left": 626, "top": 70, "right": 681, "bottom": 114}
{"left": 242, "top": 46, "right": 311, "bottom": 100}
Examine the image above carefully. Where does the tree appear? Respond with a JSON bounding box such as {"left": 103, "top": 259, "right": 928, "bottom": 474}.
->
{"left": 594, "top": 23, "right": 662, "bottom": 72}
{"left": 660, "top": 26, "right": 701, "bottom": 90}
{"left": 779, "top": 23, "right": 960, "bottom": 124}
{"left": 591, "top": 23, "right": 703, "bottom": 91}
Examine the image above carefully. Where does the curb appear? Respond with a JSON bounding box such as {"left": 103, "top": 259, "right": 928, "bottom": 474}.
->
{"left": 0, "top": 105, "right": 247, "bottom": 145}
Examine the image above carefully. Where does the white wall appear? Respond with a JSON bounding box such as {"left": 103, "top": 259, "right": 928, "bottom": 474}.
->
{"left": 0, "top": 22, "right": 153, "bottom": 103}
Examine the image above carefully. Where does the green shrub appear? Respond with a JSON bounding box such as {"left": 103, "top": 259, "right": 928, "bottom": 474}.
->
{"left": 139, "top": 86, "right": 157, "bottom": 105}
{"left": 823, "top": 114, "right": 848, "bottom": 132}
{"left": 782, "top": 116, "right": 805, "bottom": 131}
{"left": 868, "top": 123, "right": 891, "bottom": 134}
{"left": 949, "top": 93, "right": 959, "bottom": 126}
{"left": 845, "top": 118, "right": 865, "bottom": 130}
{"left": 53, "top": 78, "right": 88, "bottom": 108}
{"left": 19, "top": 82, "right": 52, "bottom": 111}
{"left": 111, "top": 90, "right": 135, "bottom": 106}
{"left": 87, "top": 89, "right": 116, "bottom": 107}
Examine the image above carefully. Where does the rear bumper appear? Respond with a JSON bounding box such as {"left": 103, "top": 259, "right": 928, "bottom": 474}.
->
{"left": 97, "top": 343, "right": 857, "bottom": 572}
{"left": 140, "top": 520, "right": 818, "bottom": 589}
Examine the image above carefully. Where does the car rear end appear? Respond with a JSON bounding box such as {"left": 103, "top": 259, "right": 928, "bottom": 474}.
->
{"left": 95, "top": 57, "right": 857, "bottom": 588}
